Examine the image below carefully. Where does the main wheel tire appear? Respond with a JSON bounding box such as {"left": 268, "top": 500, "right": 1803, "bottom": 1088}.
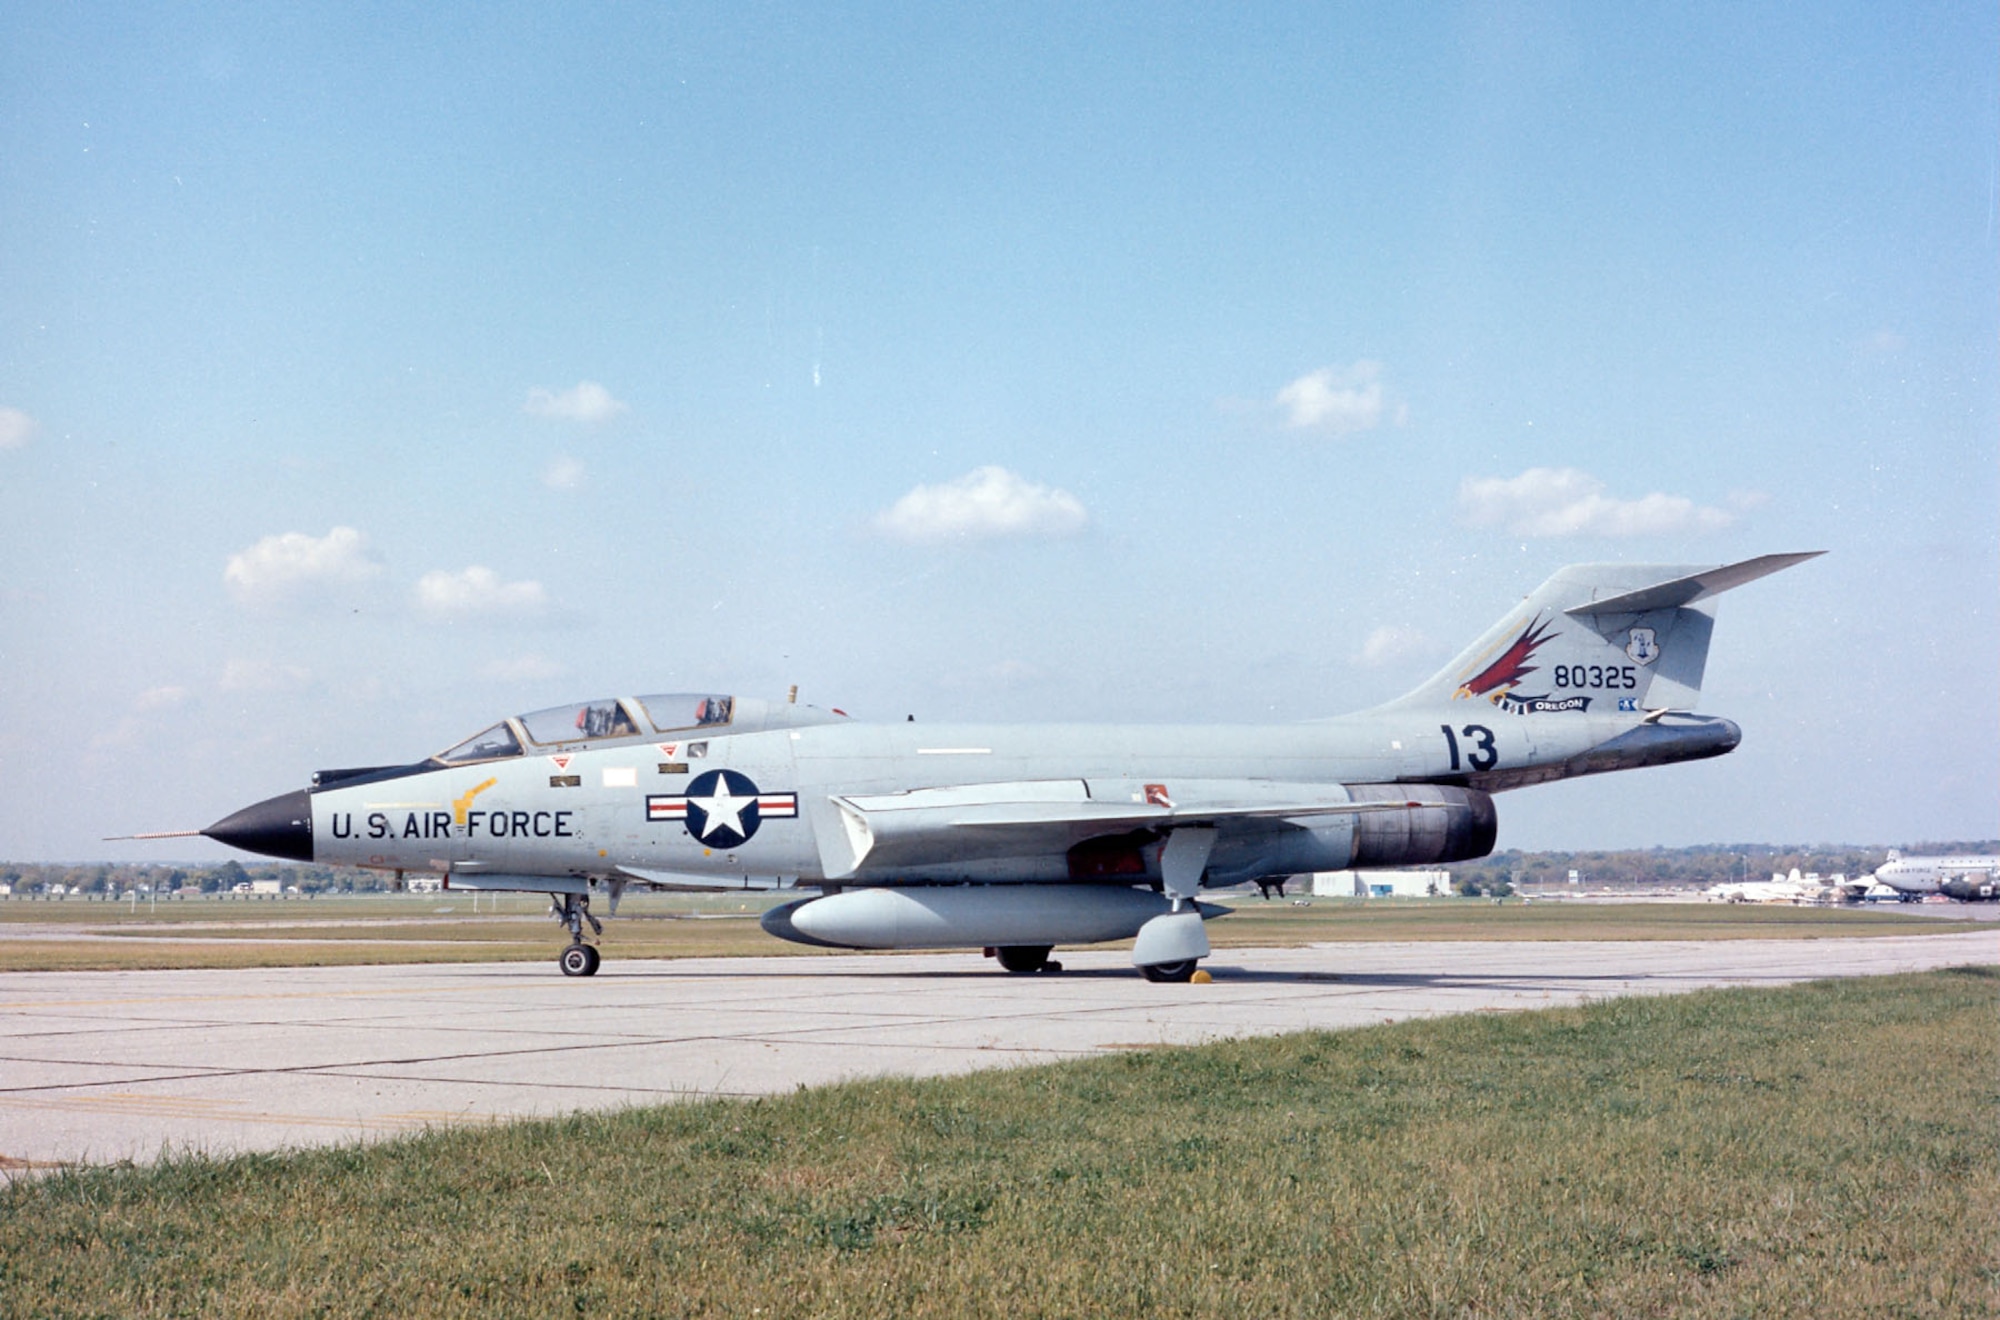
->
{"left": 996, "top": 944, "right": 1053, "bottom": 974}
{"left": 1140, "top": 959, "right": 1198, "bottom": 983}
{"left": 559, "top": 944, "right": 595, "bottom": 977}
{"left": 581, "top": 944, "right": 601, "bottom": 976}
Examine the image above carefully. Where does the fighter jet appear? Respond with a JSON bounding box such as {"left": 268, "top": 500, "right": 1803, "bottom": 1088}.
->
{"left": 1870, "top": 850, "right": 2000, "bottom": 901}
{"left": 199, "top": 553, "right": 1819, "bottom": 979}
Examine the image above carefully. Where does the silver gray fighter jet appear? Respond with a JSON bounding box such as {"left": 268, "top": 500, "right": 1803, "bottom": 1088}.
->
{"left": 202, "top": 553, "right": 1819, "bottom": 979}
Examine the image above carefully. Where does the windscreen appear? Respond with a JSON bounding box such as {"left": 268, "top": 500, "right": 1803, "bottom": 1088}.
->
{"left": 436, "top": 721, "right": 523, "bottom": 764}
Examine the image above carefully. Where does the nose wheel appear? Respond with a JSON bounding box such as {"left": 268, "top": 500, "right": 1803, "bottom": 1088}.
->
{"left": 553, "top": 893, "right": 603, "bottom": 977}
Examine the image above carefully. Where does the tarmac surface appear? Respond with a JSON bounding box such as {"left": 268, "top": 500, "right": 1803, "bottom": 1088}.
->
{"left": 3, "top": 931, "right": 1995, "bottom": 1174}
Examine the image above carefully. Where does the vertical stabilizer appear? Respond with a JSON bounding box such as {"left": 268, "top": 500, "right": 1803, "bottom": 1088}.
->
{"left": 1383, "top": 554, "right": 1821, "bottom": 715}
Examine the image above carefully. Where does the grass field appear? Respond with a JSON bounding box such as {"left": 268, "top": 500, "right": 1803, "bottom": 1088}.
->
{"left": 1, "top": 966, "right": 1991, "bottom": 1317}
{"left": 0, "top": 892, "right": 1963, "bottom": 972}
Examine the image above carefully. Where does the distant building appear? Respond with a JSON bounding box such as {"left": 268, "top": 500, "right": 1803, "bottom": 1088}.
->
{"left": 406, "top": 876, "right": 443, "bottom": 893}
{"left": 250, "top": 879, "right": 282, "bottom": 895}
{"left": 1310, "top": 869, "right": 1453, "bottom": 898}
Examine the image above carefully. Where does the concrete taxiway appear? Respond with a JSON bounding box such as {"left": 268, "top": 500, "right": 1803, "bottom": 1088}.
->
{"left": 3, "top": 932, "right": 1994, "bottom": 1173}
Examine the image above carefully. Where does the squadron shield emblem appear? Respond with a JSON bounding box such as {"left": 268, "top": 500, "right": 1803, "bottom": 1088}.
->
{"left": 1625, "top": 627, "right": 1659, "bottom": 666}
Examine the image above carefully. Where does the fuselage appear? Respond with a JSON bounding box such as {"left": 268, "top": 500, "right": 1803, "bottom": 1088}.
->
{"left": 211, "top": 702, "right": 1739, "bottom": 891}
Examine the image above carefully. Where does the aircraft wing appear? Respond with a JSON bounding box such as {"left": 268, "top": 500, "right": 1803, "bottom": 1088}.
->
{"left": 811, "top": 778, "right": 1447, "bottom": 878}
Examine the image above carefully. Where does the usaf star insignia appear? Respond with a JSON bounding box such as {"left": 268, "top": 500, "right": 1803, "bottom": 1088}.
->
{"left": 647, "top": 769, "right": 798, "bottom": 848}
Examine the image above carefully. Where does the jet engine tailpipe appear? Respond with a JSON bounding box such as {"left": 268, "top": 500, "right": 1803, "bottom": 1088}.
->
{"left": 1346, "top": 784, "right": 1497, "bottom": 868}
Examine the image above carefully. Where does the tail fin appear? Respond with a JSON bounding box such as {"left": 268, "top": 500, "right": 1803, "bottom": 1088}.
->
{"left": 1385, "top": 553, "right": 1821, "bottom": 714}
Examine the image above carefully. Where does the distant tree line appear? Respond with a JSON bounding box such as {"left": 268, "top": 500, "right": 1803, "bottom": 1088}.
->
{"left": 1450, "top": 840, "right": 2000, "bottom": 894}
{"left": 0, "top": 861, "right": 406, "bottom": 897}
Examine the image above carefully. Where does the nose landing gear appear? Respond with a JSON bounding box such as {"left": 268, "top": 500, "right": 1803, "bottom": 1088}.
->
{"left": 552, "top": 893, "right": 603, "bottom": 977}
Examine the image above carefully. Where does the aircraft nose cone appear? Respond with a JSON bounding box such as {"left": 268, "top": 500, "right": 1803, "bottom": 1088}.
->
{"left": 204, "top": 789, "right": 314, "bottom": 862}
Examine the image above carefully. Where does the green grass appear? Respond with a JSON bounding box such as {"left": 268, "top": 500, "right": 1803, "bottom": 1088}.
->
{"left": 3, "top": 968, "right": 1993, "bottom": 1318}
{"left": 0, "top": 893, "right": 1958, "bottom": 972}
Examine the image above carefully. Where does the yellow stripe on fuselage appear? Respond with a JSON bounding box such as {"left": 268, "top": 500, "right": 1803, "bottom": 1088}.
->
{"left": 452, "top": 777, "right": 498, "bottom": 826}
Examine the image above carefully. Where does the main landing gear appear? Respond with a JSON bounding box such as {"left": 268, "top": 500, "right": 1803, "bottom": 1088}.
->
{"left": 1130, "top": 826, "right": 1214, "bottom": 984}
{"left": 992, "top": 944, "right": 1063, "bottom": 974}
{"left": 553, "top": 893, "right": 602, "bottom": 977}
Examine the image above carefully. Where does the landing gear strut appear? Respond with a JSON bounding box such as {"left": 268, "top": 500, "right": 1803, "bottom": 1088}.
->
{"left": 1132, "top": 826, "right": 1214, "bottom": 982}
{"left": 553, "top": 893, "right": 602, "bottom": 977}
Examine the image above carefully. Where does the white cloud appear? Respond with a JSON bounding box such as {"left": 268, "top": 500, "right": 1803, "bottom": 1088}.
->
{"left": 0, "top": 406, "right": 40, "bottom": 450}
{"left": 872, "top": 466, "right": 1088, "bottom": 543}
{"left": 525, "top": 381, "right": 627, "bottom": 423}
{"left": 1457, "top": 467, "right": 1737, "bottom": 538}
{"left": 219, "top": 658, "right": 313, "bottom": 693}
{"left": 1273, "top": 361, "right": 1389, "bottom": 434}
{"left": 133, "top": 685, "right": 191, "bottom": 711}
{"left": 479, "top": 653, "right": 567, "bottom": 682}
{"left": 542, "top": 454, "right": 586, "bottom": 490}
{"left": 1356, "top": 625, "right": 1434, "bottom": 669}
{"left": 224, "top": 526, "right": 384, "bottom": 606}
{"left": 414, "top": 566, "right": 549, "bottom": 619}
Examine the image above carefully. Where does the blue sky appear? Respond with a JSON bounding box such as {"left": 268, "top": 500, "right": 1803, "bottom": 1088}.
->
{"left": 3, "top": 3, "right": 1994, "bottom": 861}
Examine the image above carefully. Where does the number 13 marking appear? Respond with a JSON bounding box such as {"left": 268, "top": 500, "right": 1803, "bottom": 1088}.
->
{"left": 1440, "top": 723, "right": 1498, "bottom": 772}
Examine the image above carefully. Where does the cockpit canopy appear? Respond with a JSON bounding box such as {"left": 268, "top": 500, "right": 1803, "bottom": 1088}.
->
{"left": 431, "top": 693, "right": 841, "bottom": 766}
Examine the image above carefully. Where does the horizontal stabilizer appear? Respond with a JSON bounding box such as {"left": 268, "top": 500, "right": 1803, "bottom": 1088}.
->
{"left": 1564, "top": 552, "right": 1823, "bottom": 617}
